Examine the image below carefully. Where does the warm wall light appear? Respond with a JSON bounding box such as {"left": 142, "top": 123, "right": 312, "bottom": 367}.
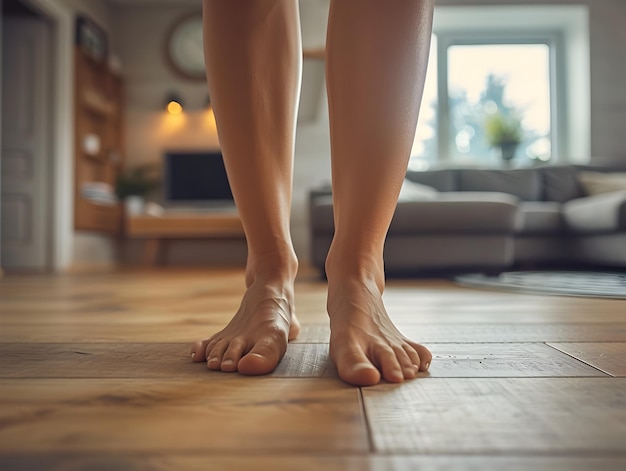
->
{"left": 165, "top": 92, "right": 184, "bottom": 115}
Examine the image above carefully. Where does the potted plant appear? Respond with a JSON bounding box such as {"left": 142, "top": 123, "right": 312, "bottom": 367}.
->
{"left": 484, "top": 113, "right": 523, "bottom": 164}
{"left": 115, "top": 164, "right": 160, "bottom": 215}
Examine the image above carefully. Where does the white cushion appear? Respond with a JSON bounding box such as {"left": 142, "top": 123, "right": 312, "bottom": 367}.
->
{"left": 578, "top": 171, "right": 626, "bottom": 196}
{"left": 398, "top": 179, "right": 438, "bottom": 201}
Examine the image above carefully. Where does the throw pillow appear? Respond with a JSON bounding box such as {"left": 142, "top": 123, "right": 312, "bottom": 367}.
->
{"left": 398, "top": 179, "right": 439, "bottom": 201}
{"left": 577, "top": 171, "right": 626, "bottom": 196}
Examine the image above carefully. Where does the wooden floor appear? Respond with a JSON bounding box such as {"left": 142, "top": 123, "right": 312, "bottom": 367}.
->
{"left": 1, "top": 268, "right": 626, "bottom": 470}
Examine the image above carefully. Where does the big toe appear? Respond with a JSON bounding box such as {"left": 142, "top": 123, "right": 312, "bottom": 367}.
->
{"left": 334, "top": 349, "right": 381, "bottom": 387}
{"left": 237, "top": 339, "right": 284, "bottom": 376}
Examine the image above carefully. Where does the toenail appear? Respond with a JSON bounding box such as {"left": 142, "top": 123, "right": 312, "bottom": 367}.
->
{"left": 222, "top": 359, "right": 234, "bottom": 367}
{"left": 352, "top": 362, "right": 376, "bottom": 372}
{"left": 424, "top": 362, "right": 431, "bottom": 371}
{"left": 208, "top": 357, "right": 219, "bottom": 363}
{"left": 191, "top": 353, "right": 195, "bottom": 359}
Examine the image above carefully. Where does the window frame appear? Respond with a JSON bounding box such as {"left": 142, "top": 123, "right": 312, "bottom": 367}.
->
{"left": 432, "top": 30, "right": 567, "bottom": 164}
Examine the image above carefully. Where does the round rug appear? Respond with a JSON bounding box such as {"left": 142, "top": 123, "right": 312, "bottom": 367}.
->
{"left": 455, "top": 271, "right": 626, "bottom": 299}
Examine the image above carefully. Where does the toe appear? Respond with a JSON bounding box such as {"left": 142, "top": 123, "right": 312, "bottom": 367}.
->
{"left": 288, "top": 314, "right": 301, "bottom": 341}
{"left": 237, "top": 337, "right": 284, "bottom": 376}
{"left": 374, "top": 346, "right": 404, "bottom": 383}
{"left": 220, "top": 337, "right": 247, "bottom": 372}
{"left": 334, "top": 347, "right": 381, "bottom": 387}
{"left": 402, "top": 343, "right": 422, "bottom": 373}
{"left": 190, "top": 339, "right": 210, "bottom": 362}
{"left": 408, "top": 341, "right": 432, "bottom": 372}
{"left": 393, "top": 346, "right": 417, "bottom": 380}
{"left": 206, "top": 339, "right": 229, "bottom": 370}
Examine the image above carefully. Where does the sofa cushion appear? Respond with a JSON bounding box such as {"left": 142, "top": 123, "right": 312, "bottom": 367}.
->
{"left": 405, "top": 169, "right": 457, "bottom": 192}
{"left": 539, "top": 166, "right": 584, "bottom": 202}
{"left": 577, "top": 171, "right": 626, "bottom": 196}
{"left": 562, "top": 191, "right": 626, "bottom": 234}
{"left": 516, "top": 202, "right": 563, "bottom": 235}
{"left": 457, "top": 169, "right": 542, "bottom": 201}
{"left": 389, "top": 192, "right": 519, "bottom": 234}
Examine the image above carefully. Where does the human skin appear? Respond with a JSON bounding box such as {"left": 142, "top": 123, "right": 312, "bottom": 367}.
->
{"left": 191, "top": 0, "right": 434, "bottom": 386}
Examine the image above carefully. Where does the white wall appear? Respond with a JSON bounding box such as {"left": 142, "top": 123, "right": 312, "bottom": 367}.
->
{"left": 110, "top": 0, "right": 626, "bottom": 266}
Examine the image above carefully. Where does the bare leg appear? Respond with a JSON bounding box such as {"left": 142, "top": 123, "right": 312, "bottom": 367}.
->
{"left": 325, "top": 0, "right": 434, "bottom": 386}
{"left": 191, "top": 0, "right": 301, "bottom": 375}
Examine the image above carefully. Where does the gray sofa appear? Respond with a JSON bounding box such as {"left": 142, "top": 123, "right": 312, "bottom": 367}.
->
{"left": 309, "top": 165, "right": 626, "bottom": 275}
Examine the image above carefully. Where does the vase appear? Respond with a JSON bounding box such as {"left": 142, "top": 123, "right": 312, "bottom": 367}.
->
{"left": 499, "top": 143, "right": 518, "bottom": 163}
{"left": 125, "top": 196, "right": 145, "bottom": 216}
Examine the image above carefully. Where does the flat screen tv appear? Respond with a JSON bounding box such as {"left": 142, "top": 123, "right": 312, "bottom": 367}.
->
{"left": 163, "top": 151, "right": 234, "bottom": 206}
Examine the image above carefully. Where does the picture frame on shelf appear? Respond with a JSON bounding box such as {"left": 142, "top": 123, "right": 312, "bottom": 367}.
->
{"left": 76, "top": 15, "right": 108, "bottom": 62}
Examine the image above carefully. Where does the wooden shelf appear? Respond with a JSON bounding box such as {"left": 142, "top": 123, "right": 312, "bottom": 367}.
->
{"left": 73, "top": 46, "right": 125, "bottom": 234}
{"left": 75, "top": 199, "right": 121, "bottom": 234}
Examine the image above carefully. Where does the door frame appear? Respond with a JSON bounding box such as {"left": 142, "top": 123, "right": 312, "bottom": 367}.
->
{"left": 16, "top": 0, "right": 74, "bottom": 271}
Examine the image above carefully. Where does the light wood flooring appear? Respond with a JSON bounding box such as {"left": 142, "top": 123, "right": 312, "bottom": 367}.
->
{"left": 1, "top": 268, "right": 625, "bottom": 470}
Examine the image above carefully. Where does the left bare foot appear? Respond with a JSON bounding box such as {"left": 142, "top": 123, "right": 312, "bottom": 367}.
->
{"left": 325, "top": 252, "right": 432, "bottom": 387}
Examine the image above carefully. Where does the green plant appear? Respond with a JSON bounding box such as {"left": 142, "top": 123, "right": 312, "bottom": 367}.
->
{"left": 484, "top": 113, "right": 523, "bottom": 147}
{"left": 115, "top": 164, "right": 160, "bottom": 200}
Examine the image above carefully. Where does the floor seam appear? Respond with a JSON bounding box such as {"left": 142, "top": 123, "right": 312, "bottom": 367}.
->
{"left": 358, "top": 387, "right": 375, "bottom": 453}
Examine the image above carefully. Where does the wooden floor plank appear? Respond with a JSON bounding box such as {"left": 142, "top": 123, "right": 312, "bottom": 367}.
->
{"left": 363, "top": 378, "right": 626, "bottom": 454}
{"left": 1, "top": 454, "right": 625, "bottom": 471}
{"left": 0, "top": 343, "right": 336, "bottom": 379}
{"left": 0, "top": 378, "right": 367, "bottom": 454}
{"left": 547, "top": 343, "right": 626, "bottom": 377}
{"left": 0, "top": 342, "right": 602, "bottom": 379}
{"left": 294, "top": 323, "right": 626, "bottom": 344}
{"left": 271, "top": 344, "right": 336, "bottom": 377}
{"left": 0, "top": 323, "right": 227, "bottom": 343}
{"left": 422, "top": 343, "right": 605, "bottom": 377}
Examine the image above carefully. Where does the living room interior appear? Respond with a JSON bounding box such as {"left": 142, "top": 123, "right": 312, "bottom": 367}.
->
{"left": 1, "top": 0, "right": 625, "bottom": 469}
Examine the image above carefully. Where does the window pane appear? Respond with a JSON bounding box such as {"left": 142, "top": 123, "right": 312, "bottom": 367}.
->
{"left": 409, "top": 35, "right": 438, "bottom": 171}
{"left": 447, "top": 43, "right": 551, "bottom": 165}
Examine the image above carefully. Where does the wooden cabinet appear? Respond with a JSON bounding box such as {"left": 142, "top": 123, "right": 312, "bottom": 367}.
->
{"left": 125, "top": 212, "right": 245, "bottom": 265}
{"left": 73, "top": 47, "right": 124, "bottom": 233}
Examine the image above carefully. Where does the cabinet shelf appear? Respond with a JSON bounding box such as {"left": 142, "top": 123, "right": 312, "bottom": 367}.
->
{"left": 74, "top": 46, "right": 125, "bottom": 233}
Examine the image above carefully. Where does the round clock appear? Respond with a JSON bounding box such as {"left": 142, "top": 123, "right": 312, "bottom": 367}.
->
{"left": 164, "top": 13, "right": 206, "bottom": 81}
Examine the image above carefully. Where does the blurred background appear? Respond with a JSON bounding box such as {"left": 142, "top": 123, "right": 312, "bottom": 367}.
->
{"left": 1, "top": 0, "right": 624, "bottom": 274}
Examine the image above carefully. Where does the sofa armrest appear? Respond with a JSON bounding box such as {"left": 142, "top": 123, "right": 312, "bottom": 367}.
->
{"left": 562, "top": 190, "right": 626, "bottom": 233}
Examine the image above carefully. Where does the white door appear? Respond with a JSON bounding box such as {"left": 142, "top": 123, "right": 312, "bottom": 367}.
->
{"left": 1, "top": 18, "right": 51, "bottom": 270}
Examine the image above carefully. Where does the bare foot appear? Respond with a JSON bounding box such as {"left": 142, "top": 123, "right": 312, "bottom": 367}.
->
{"left": 191, "top": 260, "right": 299, "bottom": 375}
{"left": 326, "top": 257, "right": 432, "bottom": 387}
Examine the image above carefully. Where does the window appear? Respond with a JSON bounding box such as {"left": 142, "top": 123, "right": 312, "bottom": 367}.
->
{"left": 410, "top": 35, "right": 556, "bottom": 169}
{"left": 405, "top": 5, "right": 592, "bottom": 169}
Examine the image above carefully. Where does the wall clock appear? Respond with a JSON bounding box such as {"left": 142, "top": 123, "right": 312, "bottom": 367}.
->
{"left": 164, "top": 13, "right": 206, "bottom": 81}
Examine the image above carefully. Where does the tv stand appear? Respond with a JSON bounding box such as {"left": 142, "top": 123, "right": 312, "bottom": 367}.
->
{"left": 125, "top": 210, "right": 244, "bottom": 265}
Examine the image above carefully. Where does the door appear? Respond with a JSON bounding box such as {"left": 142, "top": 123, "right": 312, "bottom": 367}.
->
{"left": 1, "top": 17, "right": 51, "bottom": 270}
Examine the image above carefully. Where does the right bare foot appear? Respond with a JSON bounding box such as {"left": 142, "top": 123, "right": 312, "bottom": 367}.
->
{"left": 191, "top": 256, "right": 299, "bottom": 375}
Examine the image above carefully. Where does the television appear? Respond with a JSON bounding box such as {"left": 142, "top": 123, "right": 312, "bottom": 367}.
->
{"left": 163, "top": 151, "right": 234, "bottom": 207}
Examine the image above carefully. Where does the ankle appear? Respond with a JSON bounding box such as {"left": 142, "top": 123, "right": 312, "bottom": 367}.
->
{"left": 325, "top": 243, "right": 385, "bottom": 293}
{"left": 246, "top": 248, "right": 299, "bottom": 286}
